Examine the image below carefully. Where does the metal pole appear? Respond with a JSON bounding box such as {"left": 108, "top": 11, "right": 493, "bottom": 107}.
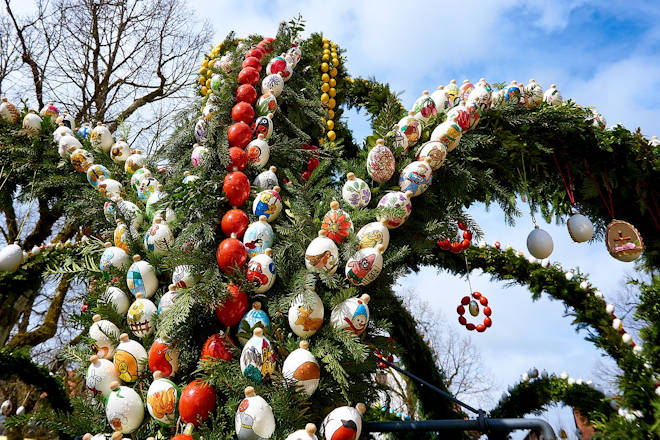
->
{"left": 364, "top": 418, "right": 557, "bottom": 440}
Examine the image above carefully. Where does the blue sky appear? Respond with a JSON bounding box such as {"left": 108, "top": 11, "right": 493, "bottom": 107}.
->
{"left": 182, "top": 1, "right": 658, "bottom": 437}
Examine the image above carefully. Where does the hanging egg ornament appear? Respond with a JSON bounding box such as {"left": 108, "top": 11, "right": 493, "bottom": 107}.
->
{"left": 77, "top": 122, "right": 92, "bottom": 138}
{"left": 345, "top": 244, "right": 384, "bottom": 286}
{"left": 282, "top": 340, "right": 320, "bottom": 396}
{"left": 397, "top": 111, "right": 422, "bottom": 146}
{"left": 390, "top": 124, "right": 409, "bottom": 154}
{"left": 116, "top": 198, "right": 144, "bottom": 232}
{"left": 222, "top": 208, "right": 250, "bottom": 238}
{"left": 87, "top": 164, "right": 110, "bottom": 187}
{"left": 110, "top": 138, "right": 130, "bottom": 162}
{"left": 144, "top": 217, "right": 174, "bottom": 256}
{"left": 243, "top": 216, "right": 274, "bottom": 258}
{"left": 239, "top": 302, "right": 271, "bottom": 345}
{"left": 228, "top": 122, "right": 253, "bottom": 149}
{"left": 366, "top": 139, "right": 395, "bottom": 183}
{"left": 267, "top": 54, "right": 292, "bottom": 80}
{"left": 253, "top": 186, "right": 282, "bottom": 222}
{"left": 242, "top": 56, "right": 262, "bottom": 73}
{"left": 210, "top": 73, "right": 224, "bottom": 94}
{"left": 104, "top": 201, "right": 117, "bottom": 224}
{"left": 445, "top": 79, "right": 461, "bottom": 107}
{"left": 605, "top": 219, "right": 644, "bottom": 262}
{"left": 179, "top": 379, "right": 216, "bottom": 426}
{"left": 70, "top": 147, "right": 94, "bottom": 172}
{"left": 232, "top": 101, "right": 255, "bottom": 125}
{"left": 236, "top": 84, "right": 258, "bottom": 105}
{"left": 148, "top": 338, "right": 180, "bottom": 377}
{"left": 503, "top": 81, "right": 521, "bottom": 104}
{"left": 217, "top": 234, "right": 248, "bottom": 274}
{"left": 97, "top": 176, "right": 123, "bottom": 199}
{"left": 526, "top": 79, "right": 544, "bottom": 107}
{"left": 235, "top": 386, "right": 276, "bottom": 440}
{"left": 0, "top": 242, "right": 23, "bottom": 273}
{"left": 342, "top": 173, "right": 371, "bottom": 208}
{"left": 191, "top": 144, "right": 208, "bottom": 167}
{"left": 288, "top": 290, "right": 325, "bottom": 338}
{"left": 526, "top": 226, "right": 554, "bottom": 259}
{"left": 218, "top": 52, "right": 233, "bottom": 72}
{"left": 320, "top": 403, "right": 366, "bottom": 440}
{"left": 113, "top": 220, "right": 129, "bottom": 253}
{"left": 543, "top": 84, "right": 563, "bottom": 106}
{"left": 286, "top": 424, "right": 318, "bottom": 440}
{"left": 262, "top": 73, "right": 284, "bottom": 97}
{"left": 53, "top": 123, "right": 73, "bottom": 143}
{"left": 466, "top": 78, "right": 493, "bottom": 113}
{"left": 247, "top": 134, "right": 270, "bottom": 168}
{"left": 158, "top": 284, "right": 178, "bottom": 314}
{"left": 305, "top": 230, "right": 339, "bottom": 274}
{"left": 58, "top": 132, "right": 82, "bottom": 158}
{"left": 416, "top": 140, "right": 447, "bottom": 171}
{"left": 321, "top": 201, "right": 353, "bottom": 243}
{"left": 106, "top": 381, "right": 144, "bottom": 433}
{"left": 356, "top": 220, "right": 390, "bottom": 252}
{"left": 330, "top": 294, "right": 371, "bottom": 336}
{"left": 377, "top": 190, "right": 413, "bottom": 229}
{"left": 567, "top": 213, "right": 594, "bottom": 243}
{"left": 91, "top": 123, "right": 114, "bottom": 153}
{"left": 201, "top": 331, "right": 235, "bottom": 362}
{"left": 253, "top": 166, "right": 279, "bottom": 190}
{"left": 411, "top": 90, "right": 437, "bottom": 125}
{"left": 254, "top": 113, "right": 274, "bottom": 140}
{"left": 399, "top": 158, "right": 433, "bottom": 197}
{"left": 101, "top": 286, "right": 130, "bottom": 315}
{"left": 124, "top": 150, "right": 145, "bottom": 175}
{"left": 430, "top": 86, "right": 449, "bottom": 112}
{"left": 126, "top": 255, "right": 158, "bottom": 298}
{"left": 194, "top": 117, "right": 207, "bottom": 144}
{"left": 246, "top": 249, "right": 277, "bottom": 293}
{"left": 240, "top": 328, "right": 276, "bottom": 382}
{"left": 182, "top": 171, "right": 200, "bottom": 184}
{"left": 256, "top": 93, "right": 278, "bottom": 116}
{"left": 22, "top": 110, "right": 42, "bottom": 135}
{"left": 446, "top": 104, "right": 472, "bottom": 132}
{"left": 99, "top": 242, "right": 130, "bottom": 273}
{"left": 86, "top": 355, "right": 120, "bottom": 397}
{"left": 238, "top": 67, "right": 260, "bottom": 86}
{"left": 431, "top": 119, "right": 463, "bottom": 152}
{"left": 172, "top": 264, "right": 199, "bottom": 289}
{"left": 0, "top": 97, "right": 20, "bottom": 124}
{"left": 127, "top": 293, "right": 157, "bottom": 337}
{"left": 146, "top": 371, "right": 179, "bottom": 426}
{"left": 224, "top": 170, "right": 251, "bottom": 207}
{"left": 215, "top": 284, "right": 249, "bottom": 326}
{"left": 460, "top": 79, "right": 475, "bottom": 102}
{"left": 113, "top": 333, "right": 147, "bottom": 382}
{"left": 39, "top": 101, "right": 59, "bottom": 117}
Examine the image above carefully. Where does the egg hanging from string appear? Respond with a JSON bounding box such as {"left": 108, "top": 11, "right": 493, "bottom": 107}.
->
{"left": 235, "top": 386, "right": 276, "bottom": 440}
{"left": 240, "top": 328, "right": 276, "bottom": 383}
{"left": 105, "top": 381, "right": 144, "bottom": 433}
{"left": 288, "top": 289, "right": 325, "bottom": 338}
{"left": 253, "top": 186, "right": 282, "bottom": 222}
{"left": 282, "top": 341, "right": 320, "bottom": 396}
{"left": 567, "top": 213, "right": 594, "bottom": 243}
{"left": 113, "top": 333, "right": 147, "bottom": 383}
{"left": 342, "top": 173, "right": 371, "bottom": 209}
{"left": 304, "top": 230, "right": 339, "bottom": 274}
{"left": 366, "top": 139, "right": 395, "bottom": 183}
{"left": 146, "top": 371, "right": 179, "bottom": 426}
{"left": 526, "top": 225, "right": 554, "bottom": 259}
{"left": 85, "top": 355, "right": 120, "bottom": 398}
{"left": 246, "top": 249, "right": 277, "bottom": 293}
{"left": 320, "top": 403, "right": 366, "bottom": 440}
{"left": 330, "top": 294, "right": 371, "bottom": 336}
{"left": 345, "top": 245, "right": 384, "bottom": 286}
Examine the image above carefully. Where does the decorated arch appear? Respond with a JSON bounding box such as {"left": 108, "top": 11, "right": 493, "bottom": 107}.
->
{"left": 1, "top": 19, "right": 659, "bottom": 439}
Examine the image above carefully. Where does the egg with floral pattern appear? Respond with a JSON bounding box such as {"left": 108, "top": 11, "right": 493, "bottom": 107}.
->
{"left": 366, "top": 139, "right": 395, "bottom": 183}
{"left": 342, "top": 173, "right": 371, "bottom": 208}
{"left": 321, "top": 201, "right": 353, "bottom": 243}
{"left": 376, "top": 191, "right": 412, "bottom": 229}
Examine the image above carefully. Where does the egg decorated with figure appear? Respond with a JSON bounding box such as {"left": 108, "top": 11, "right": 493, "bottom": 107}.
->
{"left": 254, "top": 113, "right": 274, "bottom": 140}
{"left": 101, "top": 286, "right": 130, "bottom": 315}
{"left": 105, "top": 382, "right": 144, "bottom": 434}
{"left": 110, "top": 139, "right": 130, "bottom": 162}
{"left": 172, "top": 264, "right": 200, "bottom": 289}
{"left": 246, "top": 250, "right": 277, "bottom": 293}
{"left": 116, "top": 198, "right": 144, "bottom": 233}
{"left": 0, "top": 97, "right": 20, "bottom": 124}
{"left": 70, "top": 148, "right": 94, "bottom": 172}
{"left": 148, "top": 339, "right": 180, "bottom": 378}
{"left": 240, "top": 328, "right": 276, "bottom": 383}
{"left": 431, "top": 120, "right": 462, "bottom": 152}
{"left": 262, "top": 73, "right": 284, "bottom": 97}
{"left": 91, "top": 123, "right": 114, "bottom": 153}
{"left": 356, "top": 221, "right": 390, "bottom": 252}
{"left": 345, "top": 245, "right": 384, "bottom": 286}
{"left": 305, "top": 230, "right": 339, "bottom": 274}
{"left": 399, "top": 159, "right": 433, "bottom": 197}
{"left": 158, "top": 285, "right": 178, "bottom": 314}
{"left": 127, "top": 293, "right": 157, "bottom": 338}
{"left": 239, "top": 302, "right": 271, "bottom": 345}
{"left": 89, "top": 314, "right": 121, "bottom": 359}
{"left": 243, "top": 216, "right": 274, "bottom": 258}
{"left": 53, "top": 124, "right": 73, "bottom": 143}
{"left": 136, "top": 174, "right": 159, "bottom": 200}
{"left": 254, "top": 166, "right": 279, "bottom": 190}
{"left": 210, "top": 74, "right": 224, "bottom": 94}
{"left": 503, "top": 81, "right": 521, "bottom": 104}
{"left": 526, "top": 79, "right": 543, "bottom": 107}
{"left": 256, "top": 93, "right": 277, "bottom": 116}
{"left": 288, "top": 290, "right": 325, "bottom": 338}
{"left": 147, "top": 371, "right": 179, "bottom": 426}
{"left": 389, "top": 124, "right": 409, "bottom": 154}
{"left": 77, "top": 122, "right": 92, "bottom": 139}
{"left": 543, "top": 84, "right": 563, "bottom": 106}
{"left": 58, "top": 134, "right": 82, "bottom": 158}
{"left": 321, "top": 201, "right": 353, "bottom": 243}
{"left": 416, "top": 140, "right": 447, "bottom": 171}
{"left": 113, "top": 333, "right": 147, "bottom": 383}
{"left": 97, "top": 176, "right": 123, "bottom": 199}
{"left": 377, "top": 191, "right": 413, "bottom": 229}
{"left": 253, "top": 187, "right": 282, "bottom": 222}
{"left": 247, "top": 134, "right": 270, "bottom": 168}
{"left": 125, "top": 255, "right": 158, "bottom": 298}
{"left": 86, "top": 164, "right": 110, "bottom": 187}
{"left": 104, "top": 201, "right": 116, "bottom": 224}
{"left": 283, "top": 341, "right": 320, "bottom": 396}
{"left": 235, "top": 387, "right": 276, "bottom": 440}
{"left": 124, "top": 150, "right": 145, "bottom": 175}
{"left": 444, "top": 79, "right": 461, "bottom": 107}
{"left": 411, "top": 90, "right": 437, "bottom": 125}
{"left": 86, "top": 355, "right": 120, "bottom": 398}
{"left": 397, "top": 111, "right": 422, "bottom": 146}
{"left": 114, "top": 220, "right": 129, "bottom": 253}
{"left": 459, "top": 79, "right": 475, "bottom": 102}
{"left": 285, "top": 424, "right": 319, "bottom": 440}
{"left": 191, "top": 144, "right": 208, "bottom": 168}
{"left": 320, "top": 404, "right": 366, "bottom": 440}
{"left": 99, "top": 242, "right": 130, "bottom": 273}
{"left": 144, "top": 217, "right": 174, "bottom": 255}
{"left": 330, "top": 294, "right": 370, "bottom": 336}
{"left": 194, "top": 118, "right": 207, "bottom": 144}
{"left": 22, "top": 111, "right": 42, "bottom": 135}
{"left": 366, "top": 139, "right": 395, "bottom": 183}
{"left": 342, "top": 173, "right": 371, "bottom": 208}
{"left": 466, "top": 79, "right": 493, "bottom": 112}
{"left": 129, "top": 167, "right": 150, "bottom": 193}
{"left": 431, "top": 86, "right": 449, "bottom": 112}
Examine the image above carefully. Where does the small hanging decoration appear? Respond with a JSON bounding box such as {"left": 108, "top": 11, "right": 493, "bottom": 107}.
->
{"left": 320, "top": 403, "right": 366, "bottom": 440}
{"left": 551, "top": 153, "right": 594, "bottom": 243}
{"left": 215, "top": 284, "right": 248, "bottom": 327}
{"left": 342, "top": 173, "right": 371, "bottom": 208}
{"left": 240, "top": 327, "right": 276, "bottom": 383}
{"left": 235, "top": 386, "right": 276, "bottom": 440}
{"left": 201, "top": 331, "right": 235, "bottom": 362}
{"left": 178, "top": 379, "right": 216, "bottom": 426}
{"left": 146, "top": 371, "right": 179, "bottom": 426}
{"left": 356, "top": 220, "right": 390, "bottom": 252}
{"left": 253, "top": 187, "right": 282, "bottom": 222}
{"left": 282, "top": 340, "right": 320, "bottom": 396}
{"left": 288, "top": 289, "right": 325, "bottom": 338}
{"left": 246, "top": 249, "right": 277, "bottom": 293}
{"left": 366, "top": 139, "right": 395, "bottom": 183}
{"left": 285, "top": 424, "right": 318, "bottom": 440}
{"left": 437, "top": 221, "right": 472, "bottom": 253}
{"left": 113, "top": 333, "right": 147, "bottom": 382}
{"left": 86, "top": 355, "right": 120, "bottom": 398}
{"left": 345, "top": 244, "right": 384, "bottom": 286}
{"left": 321, "top": 201, "right": 353, "bottom": 243}
{"left": 304, "top": 230, "right": 339, "bottom": 274}
{"left": 457, "top": 292, "right": 492, "bottom": 332}
{"left": 89, "top": 314, "right": 120, "bottom": 359}
{"left": 127, "top": 293, "right": 157, "bottom": 338}
{"left": 330, "top": 294, "right": 370, "bottom": 336}
{"left": 239, "top": 302, "right": 271, "bottom": 345}
{"left": 106, "top": 381, "right": 144, "bottom": 433}
{"left": 606, "top": 220, "right": 644, "bottom": 262}
{"left": 148, "top": 338, "right": 179, "bottom": 378}
{"left": 526, "top": 226, "right": 554, "bottom": 259}
{"left": 243, "top": 215, "right": 274, "bottom": 258}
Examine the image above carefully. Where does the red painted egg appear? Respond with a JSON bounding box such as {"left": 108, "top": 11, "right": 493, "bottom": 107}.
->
{"left": 227, "top": 122, "right": 253, "bottom": 148}
{"left": 227, "top": 147, "right": 248, "bottom": 171}
{"left": 237, "top": 67, "right": 260, "bottom": 86}
{"left": 307, "top": 157, "right": 320, "bottom": 171}
{"left": 215, "top": 284, "right": 248, "bottom": 326}
{"left": 236, "top": 84, "right": 258, "bottom": 105}
{"left": 178, "top": 379, "right": 216, "bottom": 426}
{"left": 242, "top": 56, "right": 262, "bottom": 73}
{"left": 148, "top": 339, "right": 178, "bottom": 377}
{"left": 231, "top": 102, "right": 255, "bottom": 125}
{"left": 201, "top": 332, "right": 234, "bottom": 361}
{"left": 216, "top": 237, "right": 247, "bottom": 274}
{"left": 221, "top": 209, "right": 250, "bottom": 238}
{"left": 245, "top": 48, "right": 264, "bottom": 60}
{"left": 223, "top": 171, "right": 250, "bottom": 207}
